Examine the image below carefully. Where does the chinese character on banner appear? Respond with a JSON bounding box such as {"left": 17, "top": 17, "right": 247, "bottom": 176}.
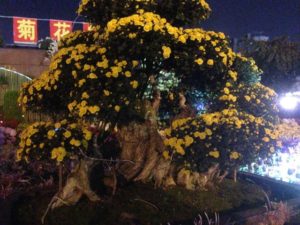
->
{"left": 13, "top": 17, "right": 38, "bottom": 44}
{"left": 50, "top": 20, "right": 73, "bottom": 41}
{"left": 83, "top": 23, "right": 94, "bottom": 32}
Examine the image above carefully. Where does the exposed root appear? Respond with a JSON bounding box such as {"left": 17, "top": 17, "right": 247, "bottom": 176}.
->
{"left": 51, "top": 159, "right": 100, "bottom": 209}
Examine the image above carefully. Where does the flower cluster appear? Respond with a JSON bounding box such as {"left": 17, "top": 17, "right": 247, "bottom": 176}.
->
{"left": 18, "top": 30, "right": 103, "bottom": 115}
{"left": 155, "top": 0, "right": 211, "bottom": 26}
{"left": 163, "top": 109, "right": 280, "bottom": 171}
{"left": 78, "top": 0, "right": 211, "bottom": 27}
{"left": 78, "top": 0, "right": 156, "bottom": 27}
{"left": 58, "top": 30, "right": 100, "bottom": 49}
{"left": 19, "top": 11, "right": 238, "bottom": 123}
{"left": 217, "top": 82, "right": 278, "bottom": 121}
{"left": 235, "top": 83, "right": 278, "bottom": 122}
{"left": 102, "top": 11, "right": 236, "bottom": 89}
{"left": 18, "top": 39, "right": 91, "bottom": 114}
{"left": 66, "top": 54, "right": 143, "bottom": 120}
{"left": 16, "top": 120, "right": 92, "bottom": 164}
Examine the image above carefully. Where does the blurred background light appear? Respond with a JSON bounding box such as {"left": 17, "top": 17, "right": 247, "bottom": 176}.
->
{"left": 280, "top": 95, "right": 298, "bottom": 110}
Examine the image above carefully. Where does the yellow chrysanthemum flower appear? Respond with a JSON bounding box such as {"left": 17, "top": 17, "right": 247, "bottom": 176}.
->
{"left": 132, "top": 60, "right": 139, "bottom": 67}
{"left": 88, "top": 73, "right": 97, "bottom": 79}
{"left": 162, "top": 151, "right": 171, "bottom": 160}
{"left": 114, "top": 105, "right": 121, "bottom": 112}
{"left": 162, "top": 46, "right": 171, "bottom": 59}
{"left": 82, "top": 92, "right": 89, "bottom": 99}
{"left": 207, "top": 59, "right": 214, "bottom": 66}
{"left": 223, "top": 87, "right": 230, "bottom": 95}
{"left": 88, "top": 105, "right": 100, "bottom": 114}
{"left": 55, "top": 122, "right": 61, "bottom": 129}
{"left": 230, "top": 151, "right": 240, "bottom": 160}
{"left": 125, "top": 71, "right": 132, "bottom": 78}
{"left": 175, "top": 145, "right": 185, "bottom": 155}
{"left": 51, "top": 147, "right": 67, "bottom": 162}
{"left": 47, "top": 130, "right": 56, "bottom": 138}
{"left": 195, "top": 58, "right": 204, "bottom": 65}
{"left": 262, "top": 137, "right": 270, "bottom": 142}
{"left": 83, "top": 129, "right": 92, "bottom": 141}
{"left": 184, "top": 135, "right": 194, "bottom": 147}
{"left": 130, "top": 80, "right": 139, "bottom": 89}
{"left": 70, "top": 139, "right": 81, "bottom": 147}
{"left": 244, "top": 95, "right": 251, "bottom": 101}
{"left": 63, "top": 131, "right": 72, "bottom": 138}
{"left": 209, "top": 150, "right": 220, "bottom": 158}
{"left": 26, "top": 138, "right": 32, "bottom": 146}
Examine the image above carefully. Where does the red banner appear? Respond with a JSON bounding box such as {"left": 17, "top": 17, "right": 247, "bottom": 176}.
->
{"left": 13, "top": 17, "right": 38, "bottom": 44}
{"left": 50, "top": 20, "right": 73, "bottom": 41}
{"left": 83, "top": 23, "right": 94, "bottom": 32}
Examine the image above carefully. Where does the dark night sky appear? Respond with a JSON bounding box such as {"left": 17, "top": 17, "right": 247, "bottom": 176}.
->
{"left": 0, "top": 0, "right": 299, "bottom": 45}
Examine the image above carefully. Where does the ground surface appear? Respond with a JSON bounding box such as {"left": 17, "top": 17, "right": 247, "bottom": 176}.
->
{"left": 10, "top": 179, "right": 269, "bottom": 225}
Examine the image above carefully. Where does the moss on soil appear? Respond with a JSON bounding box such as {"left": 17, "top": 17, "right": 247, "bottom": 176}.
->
{"left": 12, "top": 179, "right": 266, "bottom": 225}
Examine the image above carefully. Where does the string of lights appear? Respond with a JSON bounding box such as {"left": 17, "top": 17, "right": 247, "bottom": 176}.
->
{"left": 0, "top": 14, "right": 85, "bottom": 24}
{"left": 0, "top": 66, "right": 32, "bottom": 81}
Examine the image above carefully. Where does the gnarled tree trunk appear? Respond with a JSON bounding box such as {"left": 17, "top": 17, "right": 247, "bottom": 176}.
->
{"left": 117, "top": 122, "right": 166, "bottom": 182}
{"left": 117, "top": 122, "right": 229, "bottom": 190}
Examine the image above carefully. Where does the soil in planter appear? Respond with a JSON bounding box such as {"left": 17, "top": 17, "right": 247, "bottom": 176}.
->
{"left": 11, "top": 179, "right": 266, "bottom": 225}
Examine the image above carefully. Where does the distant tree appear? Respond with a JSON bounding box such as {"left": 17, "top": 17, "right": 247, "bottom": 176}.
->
{"left": 239, "top": 36, "right": 300, "bottom": 93}
{"left": 0, "top": 35, "right": 4, "bottom": 47}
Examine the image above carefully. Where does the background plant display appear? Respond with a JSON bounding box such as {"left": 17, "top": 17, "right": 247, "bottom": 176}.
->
{"left": 0, "top": 126, "right": 16, "bottom": 150}
{"left": 240, "top": 119, "right": 300, "bottom": 186}
{"left": 17, "top": 0, "right": 280, "bottom": 203}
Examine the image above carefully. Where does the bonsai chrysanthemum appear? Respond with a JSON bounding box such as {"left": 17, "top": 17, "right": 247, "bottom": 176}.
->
{"left": 17, "top": 0, "right": 280, "bottom": 196}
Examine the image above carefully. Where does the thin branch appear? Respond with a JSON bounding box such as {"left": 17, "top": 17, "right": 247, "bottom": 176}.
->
{"left": 41, "top": 193, "right": 57, "bottom": 224}
{"left": 133, "top": 198, "right": 159, "bottom": 210}
{"left": 79, "top": 149, "right": 135, "bottom": 165}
